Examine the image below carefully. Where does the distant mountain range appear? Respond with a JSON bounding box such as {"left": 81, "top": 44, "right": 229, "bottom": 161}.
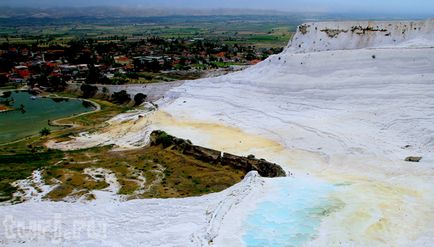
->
{"left": 0, "top": 6, "right": 428, "bottom": 20}
{"left": 0, "top": 7, "right": 313, "bottom": 18}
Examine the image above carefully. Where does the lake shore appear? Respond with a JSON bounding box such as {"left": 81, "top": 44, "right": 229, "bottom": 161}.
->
{"left": 45, "top": 95, "right": 101, "bottom": 128}
{"left": 0, "top": 104, "right": 13, "bottom": 112}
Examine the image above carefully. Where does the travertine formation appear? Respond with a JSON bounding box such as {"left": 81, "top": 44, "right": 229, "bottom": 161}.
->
{"left": 287, "top": 19, "right": 434, "bottom": 52}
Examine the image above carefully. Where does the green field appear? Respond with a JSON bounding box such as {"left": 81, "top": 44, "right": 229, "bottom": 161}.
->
{"left": 0, "top": 16, "right": 297, "bottom": 48}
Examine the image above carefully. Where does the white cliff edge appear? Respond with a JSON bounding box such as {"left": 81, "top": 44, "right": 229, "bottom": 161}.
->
{"left": 286, "top": 19, "right": 434, "bottom": 53}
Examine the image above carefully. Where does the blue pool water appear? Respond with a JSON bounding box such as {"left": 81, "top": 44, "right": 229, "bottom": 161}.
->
{"left": 243, "top": 176, "right": 338, "bottom": 247}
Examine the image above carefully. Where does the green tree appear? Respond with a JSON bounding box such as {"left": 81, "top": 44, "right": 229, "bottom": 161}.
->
{"left": 245, "top": 51, "right": 257, "bottom": 61}
{"left": 147, "top": 59, "right": 161, "bottom": 72}
{"left": 111, "top": 90, "right": 131, "bottom": 104}
{"left": 133, "top": 93, "right": 147, "bottom": 106}
{"left": 80, "top": 83, "right": 98, "bottom": 98}
{"left": 85, "top": 64, "right": 100, "bottom": 84}
{"left": 39, "top": 127, "right": 51, "bottom": 136}
{"left": 99, "top": 76, "right": 112, "bottom": 85}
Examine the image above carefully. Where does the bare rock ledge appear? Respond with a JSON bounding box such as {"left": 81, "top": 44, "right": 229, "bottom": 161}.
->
{"left": 150, "top": 130, "right": 287, "bottom": 177}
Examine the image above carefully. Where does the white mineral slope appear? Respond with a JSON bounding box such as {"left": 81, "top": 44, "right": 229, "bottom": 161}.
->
{"left": 0, "top": 172, "right": 263, "bottom": 247}
{"left": 162, "top": 44, "right": 434, "bottom": 162}
{"left": 154, "top": 20, "right": 434, "bottom": 246}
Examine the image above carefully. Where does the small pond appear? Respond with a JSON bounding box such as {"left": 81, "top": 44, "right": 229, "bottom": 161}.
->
{"left": 243, "top": 176, "right": 340, "bottom": 247}
{"left": 0, "top": 91, "right": 94, "bottom": 143}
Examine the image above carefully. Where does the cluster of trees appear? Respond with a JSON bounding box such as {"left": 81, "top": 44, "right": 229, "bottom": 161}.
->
{"left": 29, "top": 75, "right": 67, "bottom": 92}
{"left": 83, "top": 64, "right": 126, "bottom": 85}
{"left": 39, "top": 127, "right": 51, "bottom": 136}
{"left": 110, "top": 90, "right": 131, "bottom": 104}
{"left": 80, "top": 84, "right": 98, "bottom": 98}
{"left": 80, "top": 83, "right": 147, "bottom": 106}
{"left": 133, "top": 58, "right": 172, "bottom": 72}
{"left": 133, "top": 93, "right": 147, "bottom": 106}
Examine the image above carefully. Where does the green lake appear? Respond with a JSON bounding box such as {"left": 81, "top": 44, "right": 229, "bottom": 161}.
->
{"left": 0, "top": 91, "right": 94, "bottom": 143}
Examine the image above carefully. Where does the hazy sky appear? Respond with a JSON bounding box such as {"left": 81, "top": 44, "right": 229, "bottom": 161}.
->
{"left": 2, "top": 0, "right": 434, "bottom": 15}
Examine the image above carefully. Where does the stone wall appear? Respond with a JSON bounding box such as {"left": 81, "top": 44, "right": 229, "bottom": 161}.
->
{"left": 150, "top": 130, "right": 286, "bottom": 177}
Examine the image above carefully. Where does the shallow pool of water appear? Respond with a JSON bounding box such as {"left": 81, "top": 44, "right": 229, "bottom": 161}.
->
{"left": 243, "top": 176, "right": 339, "bottom": 247}
{"left": 0, "top": 91, "right": 94, "bottom": 143}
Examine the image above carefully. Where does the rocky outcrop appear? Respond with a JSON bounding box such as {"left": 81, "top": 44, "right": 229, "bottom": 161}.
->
{"left": 150, "top": 130, "right": 286, "bottom": 177}
{"left": 320, "top": 28, "right": 348, "bottom": 38}
{"left": 405, "top": 156, "right": 422, "bottom": 162}
{"left": 220, "top": 152, "right": 285, "bottom": 177}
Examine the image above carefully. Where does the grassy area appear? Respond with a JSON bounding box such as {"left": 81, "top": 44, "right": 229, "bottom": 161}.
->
{"left": 209, "top": 61, "right": 241, "bottom": 68}
{"left": 0, "top": 96, "right": 129, "bottom": 202}
{"left": 133, "top": 71, "right": 204, "bottom": 83}
{"left": 0, "top": 93, "right": 246, "bottom": 202}
{"left": 0, "top": 143, "right": 245, "bottom": 202}
{"left": 0, "top": 150, "right": 63, "bottom": 202}
{"left": 40, "top": 145, "right": 244, "bottom": 201}
{"left": 56, "top": 99, "right": 130, "bottom": 128}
